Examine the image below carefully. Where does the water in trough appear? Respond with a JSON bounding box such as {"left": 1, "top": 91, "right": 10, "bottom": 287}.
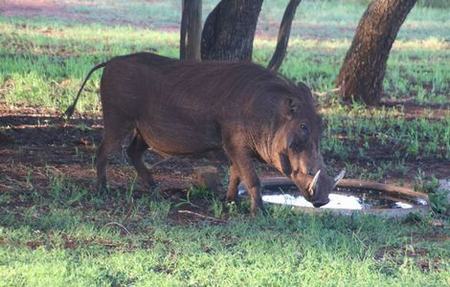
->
{"left": 238, "top": 180, "right": 428, "bottom": 210}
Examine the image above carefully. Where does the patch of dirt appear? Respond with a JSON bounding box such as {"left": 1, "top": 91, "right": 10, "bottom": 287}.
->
{"left": 411, "top": 232, "right": 450, "bottom": 243}
{"left": 25, "top": 240, "right": 46, "bottom": 250}
{"left": 169, "top": 209, "right": 227, "bottom": 226}
{"left": 380, "top": 100, "right": 450, "bottom": 120}
{"left": 0, "top": 0, "right": 67, "bottom": 18}
{"left": 374, "top": 246, "right": 444, "bottom": 272}
{"left": 0, "top": 0, "right": 175, "bottom": 30}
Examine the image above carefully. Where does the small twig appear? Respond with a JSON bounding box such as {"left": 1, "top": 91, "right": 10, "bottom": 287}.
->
{"left": 103, "top": 221, "right": 131, "bottom": 235}
{"left": 45, "top": 166, "right": 63, "bottom": 175}
{"left": 0, "top": 183, "right": 15, "bottom": 191}
{"left": 174, "top": 200, "right": 201, "bottom": 209}
{"left": 3, "top": 175, "right": 29, "bottom": 189}
{"left": 312, "top": 87, "right": 341, "bottom": 97}
{"left": 178, "top": 210, "right": 226, "bottom": 223}
{"left": 380, "top": 96, "right": 415, "bottom": 105}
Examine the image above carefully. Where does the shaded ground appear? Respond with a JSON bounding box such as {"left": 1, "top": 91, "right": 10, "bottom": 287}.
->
{"left": 1, "top": 103, "right": 448, "bottom": 202}
{"left": 1, "top": 103, "right": 449, "bottom": 240}
{"left": 0, "top": 105, "right": 204, "bottom": 194}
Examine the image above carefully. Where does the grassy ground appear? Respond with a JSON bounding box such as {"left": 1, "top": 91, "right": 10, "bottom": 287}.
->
{"left": 1, "top": 185, "right": 449, "bottom": 286}
{"left": 0, "top": 0, "right": 449, "bottom": 286}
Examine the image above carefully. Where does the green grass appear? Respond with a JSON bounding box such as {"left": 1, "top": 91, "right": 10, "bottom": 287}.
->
{"left": 0, "top": 13, "right": 448, "bottom": 161}
{"left": 0, "top": 0, "right": 449, "bottom": 285}
{"left": 1, "top": 0, "right": 449, "bottom": 109}
{"left": 0, "top": 173, "right": 449, "bottom": 286}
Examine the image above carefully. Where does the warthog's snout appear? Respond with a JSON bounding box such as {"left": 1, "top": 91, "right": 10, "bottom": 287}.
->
{"left": 313, "top": 199, "right": 330, "bottom": 208}
{"left": 300, "top": 169, "right": 345, "bottom": 208}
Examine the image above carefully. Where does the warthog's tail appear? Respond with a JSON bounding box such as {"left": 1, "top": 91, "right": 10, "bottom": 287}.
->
{"left": 62, "top": 62, "right": 107, "bottom": 119}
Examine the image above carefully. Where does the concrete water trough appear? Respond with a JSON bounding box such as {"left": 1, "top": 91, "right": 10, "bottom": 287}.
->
{"left": 238, "top": 177, "right": 430, "bottom": 217}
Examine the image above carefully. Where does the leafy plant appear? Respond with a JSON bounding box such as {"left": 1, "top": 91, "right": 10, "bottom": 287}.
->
{"left": 428, "top": 188, "right": 449, "bottom": 214}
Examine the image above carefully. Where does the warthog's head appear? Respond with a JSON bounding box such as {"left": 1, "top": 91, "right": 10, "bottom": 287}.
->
{"left": 270, "top": 83, "right": 345, "bottom": 208}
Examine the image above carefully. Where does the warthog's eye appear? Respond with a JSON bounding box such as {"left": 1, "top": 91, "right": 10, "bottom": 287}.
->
{"left": 300, "top": 123, "right": 309, "bottom": 133}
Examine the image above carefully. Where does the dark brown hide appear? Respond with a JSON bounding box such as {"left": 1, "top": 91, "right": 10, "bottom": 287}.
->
{"left": 79, "top": 53, "right": 334, "bottom": 214}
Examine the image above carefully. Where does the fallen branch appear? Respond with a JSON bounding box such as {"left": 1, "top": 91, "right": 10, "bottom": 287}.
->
{"left": 178, "top": 210, "right": 226, "bottom": 223}
{"left": 337, "top": 178, "right": 428, "bottom": 200}
{"left": 312, "top": 87, "right": 341, "bottom": 97}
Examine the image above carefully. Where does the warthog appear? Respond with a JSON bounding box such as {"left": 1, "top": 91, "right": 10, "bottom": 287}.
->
{"left": 65, "top": 52, "right": 344, "bottom": 214}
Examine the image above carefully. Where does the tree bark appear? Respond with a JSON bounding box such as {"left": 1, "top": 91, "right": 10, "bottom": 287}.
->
{"left": 336, "top": 0, "right": 416, "bottom": 105}
{"left": 201, "top": 0, "right": 263, "bottom": 61}
{"left": 180, "top": 0, "right": 202, "bottom": 61}
{"left": 267, "top": 0, "right": 302, "bottom": 72}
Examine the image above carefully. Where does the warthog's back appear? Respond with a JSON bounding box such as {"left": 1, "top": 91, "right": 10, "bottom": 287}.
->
{"left": 99, "top": 54, "right": 314, "bottom": 155}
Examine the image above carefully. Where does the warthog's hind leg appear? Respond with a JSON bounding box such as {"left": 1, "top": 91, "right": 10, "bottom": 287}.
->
{"left": 96, "top": 136, "right": 123, "bottom": 193}
{"left": 127, "top": 132, "right": 154, "bottom": 188}
{"left": 96, "top": 115, "right": 133, "bottom": 193}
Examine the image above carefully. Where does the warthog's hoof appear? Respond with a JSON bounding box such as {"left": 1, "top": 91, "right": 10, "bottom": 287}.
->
{"left": 97, "top": 183, "right": 109, "bottom": 194}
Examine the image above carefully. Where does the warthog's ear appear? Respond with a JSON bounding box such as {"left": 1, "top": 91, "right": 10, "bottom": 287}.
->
{"left": 279, "top": 151, "right": 292, "bottom": 176}
{"left": 282, "top": 97, "right": 300, "bottom": 120}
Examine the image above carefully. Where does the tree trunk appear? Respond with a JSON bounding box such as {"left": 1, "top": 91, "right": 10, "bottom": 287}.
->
{"left": 201, "top": 0, "right": 263, "bottom": 61}
{"left": 180, "top": 0, "right": 202, "bottom": 61}
{"left": 267, "top": 0, "right": 302, "bottom": 72}
{"left": 336, "top": 0, "right": 416, "bottom": 105}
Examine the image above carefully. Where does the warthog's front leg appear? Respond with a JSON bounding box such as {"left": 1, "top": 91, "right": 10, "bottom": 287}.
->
{"left": 126, "top": 132, "right": 155, "bottom": 188}
{"left": 223, "top": 144, "right": 265, "bottom": 215}
{"left": 226, "top": 163, "right": 240, "bottom": 203}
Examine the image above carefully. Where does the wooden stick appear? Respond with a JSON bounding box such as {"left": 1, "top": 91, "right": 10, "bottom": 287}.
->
{"left": 336, "top": 178, "right": 428, "bottom": 200}
{"left": 178, "top": 210, "right": 226, "bottom": 223}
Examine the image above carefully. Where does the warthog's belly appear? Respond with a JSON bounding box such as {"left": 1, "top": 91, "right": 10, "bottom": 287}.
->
{"left": 136, "top": 117, "right": 222, "bottom": 155}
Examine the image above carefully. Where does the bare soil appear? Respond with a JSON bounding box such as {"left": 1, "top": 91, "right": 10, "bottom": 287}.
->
{"left": 0, "top": 104, "right": 216, "bottom": 195}
{"left": 1, "top": 0, "right": 164, "bottom": 29}
{"left": 1, "top": 0, "right": 69, "bottom": 19}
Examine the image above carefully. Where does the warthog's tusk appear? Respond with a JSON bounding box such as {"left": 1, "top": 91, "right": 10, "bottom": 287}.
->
{"left": 308, "top": 170, "right": 321, "bottom": 195}
{"left": 333, "top": 169, "right": 346, "bottom": 188}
